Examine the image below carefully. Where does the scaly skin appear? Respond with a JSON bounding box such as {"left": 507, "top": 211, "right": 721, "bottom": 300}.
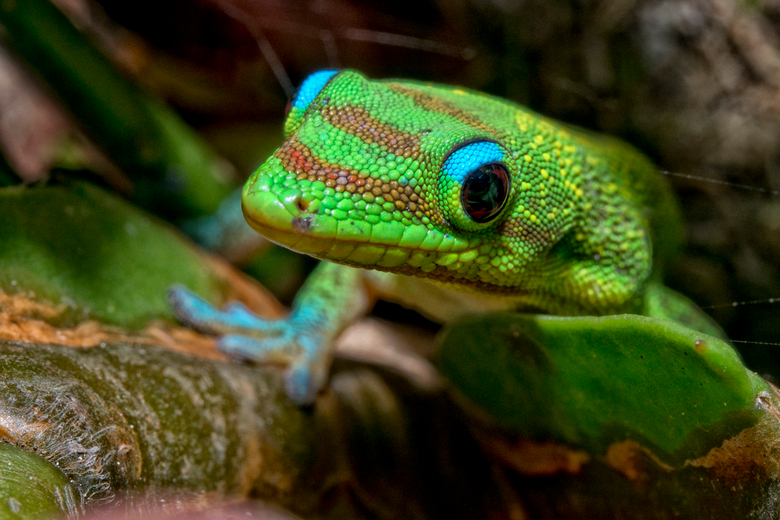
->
{"left": 171, "top": 69, "right": 722, "bottom": 404}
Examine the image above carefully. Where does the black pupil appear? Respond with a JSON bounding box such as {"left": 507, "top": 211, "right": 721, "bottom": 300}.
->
{"left": 461, "top": 163, "right": 510, "bottom": 223}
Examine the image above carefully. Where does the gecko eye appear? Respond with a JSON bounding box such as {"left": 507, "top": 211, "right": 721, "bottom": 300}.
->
{"left": 461, "top": 163, "right": 510, "bottom": 223}
{"left": 439, "top": 140, "right": 513, "bottom": 231}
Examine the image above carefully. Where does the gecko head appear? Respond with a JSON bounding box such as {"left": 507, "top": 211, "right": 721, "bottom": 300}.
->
{"left": 242, "top": 69, "right": 558, "bottom": 293}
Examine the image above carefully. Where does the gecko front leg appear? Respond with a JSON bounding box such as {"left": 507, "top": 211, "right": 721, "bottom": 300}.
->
{"left": 169, "top": 261, "right": 370, "bottom": 404}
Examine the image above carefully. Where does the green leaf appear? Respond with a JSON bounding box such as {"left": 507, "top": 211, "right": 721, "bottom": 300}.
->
{"left": 0, "top": 443, "right": 77, "bottom": 519}
{"left": 0, "top": 182, "right": 226, "bottom": 328}
{"left": 438, "top": 313, "right": 771, "bottom": 464}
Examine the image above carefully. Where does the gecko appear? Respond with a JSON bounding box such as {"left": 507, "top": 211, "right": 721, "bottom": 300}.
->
{"left": 169, "top": 69, "right": 723, "bottom": 405}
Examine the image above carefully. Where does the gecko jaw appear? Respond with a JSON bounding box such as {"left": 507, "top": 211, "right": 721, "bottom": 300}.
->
{"left": 242, "top": 186, "right": 484, "bottom": 275}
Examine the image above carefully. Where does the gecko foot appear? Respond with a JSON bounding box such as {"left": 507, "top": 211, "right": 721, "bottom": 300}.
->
{"left": 168, "top": 285, "right": 328, "bottom": 405}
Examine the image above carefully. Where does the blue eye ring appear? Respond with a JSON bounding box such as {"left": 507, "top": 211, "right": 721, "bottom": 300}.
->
{"left": 284, "top": 70, "right": 340, "bottom": 136}
{"left": 291, "top": 69, "right": 339, "bottom": 110}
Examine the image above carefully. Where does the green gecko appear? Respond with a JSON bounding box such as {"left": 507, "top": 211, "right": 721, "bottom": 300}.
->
{"left": 169, "top": 69, "right": 723, "bottom": 405}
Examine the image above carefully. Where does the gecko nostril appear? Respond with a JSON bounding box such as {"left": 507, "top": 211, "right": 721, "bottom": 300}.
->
{"left": 295, "top": 198, "right": 309, "bottom": 212}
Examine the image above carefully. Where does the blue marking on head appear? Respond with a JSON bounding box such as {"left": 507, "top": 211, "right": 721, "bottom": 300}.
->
{"left": 292, "top": 70, "right": 340, "bottom": 112}
{"left": 442, "top": 141, "right": 506, "bottom": 182}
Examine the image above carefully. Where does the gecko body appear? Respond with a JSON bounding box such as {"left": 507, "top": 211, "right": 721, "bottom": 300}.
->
{"left": 170, "top": 70, "right": 721, "bottom": 404}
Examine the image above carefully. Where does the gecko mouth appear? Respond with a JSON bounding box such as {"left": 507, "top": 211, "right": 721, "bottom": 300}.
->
{"left": 242, "top": 187, "right": 411, "bottom": 267}
{"left": 242, "top": 186, "right": 476, "bottom": 271}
